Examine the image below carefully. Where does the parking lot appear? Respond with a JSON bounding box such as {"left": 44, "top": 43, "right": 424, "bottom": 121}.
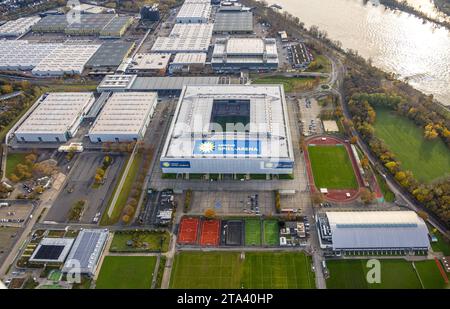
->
{"left": 0, "top": 202, "right": 33, "bottom": 227}
{"left": 139, "top": 189, "right": 179, "bottom": 227}
{"left": 190, "top": 191, "right": 275, "bottom": 215}
{"left": 298, "top": 97, "right": 323, "bottom": 136}
{"left": 0, "top": 226, "right": 19, "bottom": 263}
{"left": 45, "top": 152, "right": 126, "bottom": 224}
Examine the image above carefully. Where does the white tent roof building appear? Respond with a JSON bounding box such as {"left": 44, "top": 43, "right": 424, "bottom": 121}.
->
{"left": 320, "top": 211, "right": 430, "bottom": 252}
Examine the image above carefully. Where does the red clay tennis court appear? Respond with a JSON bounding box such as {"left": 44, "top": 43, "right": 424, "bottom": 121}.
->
{"left": 178, "top": 217, "right": 200, "bottom": 245}
{"left": 199, "top": 219, "right": 221, "bottom": 246}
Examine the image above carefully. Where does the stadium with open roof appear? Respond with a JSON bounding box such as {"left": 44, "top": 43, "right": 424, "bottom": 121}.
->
{"left": 160, "top": 84, "right": 294, "bottom": 176}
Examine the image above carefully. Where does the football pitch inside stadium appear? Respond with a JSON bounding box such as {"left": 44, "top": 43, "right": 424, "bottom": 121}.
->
{"left": 169, "top": 251, "right": 315, "bottom": 289}
{"left": 308, "top": 145, "right": 358, "bottom": 189}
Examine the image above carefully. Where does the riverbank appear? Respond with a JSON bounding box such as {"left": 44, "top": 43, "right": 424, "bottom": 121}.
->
{"left": 433, "top": 0, "right": 450, "bottom": 17}
{"left": 379, "top": 0, "right": 450, "bottom": 29}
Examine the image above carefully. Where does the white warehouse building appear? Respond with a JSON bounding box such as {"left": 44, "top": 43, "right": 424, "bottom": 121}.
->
{"left": 0, "top": 16, "right": 41, "bottom": 37}
{"left": 89, "top": 92, "right": 158, "bottom": 143}
{"left": 15, "top": 92, "right": 95, "bottom": 143}
{"left": 160, "top": 84, "right": 294, "bottom": 176}
{"left": 32, "top": 43, "right": 101, "bottom": 76}
{"left": 175, "top": 2, "right": 211, "bottom": 24}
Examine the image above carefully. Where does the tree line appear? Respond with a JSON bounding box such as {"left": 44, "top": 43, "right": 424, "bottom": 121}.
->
{"left": 346, "top": 91, "right": 450, "bottom": 226}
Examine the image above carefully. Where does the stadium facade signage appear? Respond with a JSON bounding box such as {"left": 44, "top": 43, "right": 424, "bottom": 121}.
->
{"left": 161, "top": 161, "right": 191, "bottom": 168}
{"left": 193, "top": 140, "right": 261, "bottom": 155}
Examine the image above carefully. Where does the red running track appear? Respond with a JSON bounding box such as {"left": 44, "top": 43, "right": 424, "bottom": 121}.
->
{"left": 304, "top": 136, "right": 366, "bottom": 203}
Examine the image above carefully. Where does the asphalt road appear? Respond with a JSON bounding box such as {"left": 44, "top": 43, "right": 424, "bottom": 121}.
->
{"left": 45, "top": 152, "right": 126, "bottom": 224}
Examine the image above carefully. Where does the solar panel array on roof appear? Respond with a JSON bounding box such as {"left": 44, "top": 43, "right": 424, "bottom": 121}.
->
{"left": 29, "top": 237, "right": 75, "bottom": 263}
{"left": 34, "top": 245, "right": 65, "bottom": 260}
{"left": 62, "top": 229, "right": 108, "bottom": 275}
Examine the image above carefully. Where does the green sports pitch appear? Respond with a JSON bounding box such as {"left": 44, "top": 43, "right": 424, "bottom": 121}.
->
{"left": 169, "top": 251, "right": 315, "bottom": 289}
{"left": 326, "top": 259, "right": 448, "bottom": 289}
{"left": 308, "top": 145, "right": 358, "bottom": 189}
{"left": 263, "top": 220, "right": 279, "bottom": 246}
{"left": 95, "top": 256, "right": 157, "bottom": 289}
{"left": 245, "top": 219, "right": 261, "bottom": 246}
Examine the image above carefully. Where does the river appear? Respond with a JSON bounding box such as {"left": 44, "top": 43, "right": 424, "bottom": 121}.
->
{"left": 264, "top": 0, "right": 450, "bottom": 106}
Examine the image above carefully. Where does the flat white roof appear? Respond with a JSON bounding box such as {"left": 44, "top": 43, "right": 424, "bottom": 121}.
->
{"left": 0, "top": 40, "right": 61, "bottom": 70}
{"left": 176, "top": 3, "right": 211, "bottom": 20}
{"left": 97, "top": 74, "right": 136, "bottom": 90}
{"left": 151, "top": 36, "right": 210, "bottom": 53}
{"left": 170, "top": 23, "right": 213, "bottom": 38}
{"left": 129, "top": 53, "right": 171, "bottom": 70}
{"left": 326, "top": 211, "right": 430, "bottom": 250}
{"left": 163, "top": 84, "right": 293, "bottom": 159}
{"left": 322, "top": 120, "right": 339, "bottom": 132}
{"left": 172, "top": 52, "right": 207, "bottom": 65}
{"left": 89, "top": 92, "right": 158, "bottom": 135}
{"left": 212, "top": 37, "right": 278, "bottom": 64}
{"left": 32, "top": 43, "right": 101, "bottom": 75}
{"left": 15, "top": 92, "right": 95, "bottom": 135}
{"left": 0, "top": 16, "right": 41, "bottom": 36}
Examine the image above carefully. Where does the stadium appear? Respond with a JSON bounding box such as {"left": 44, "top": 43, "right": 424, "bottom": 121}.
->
{"left": 160, "top": 84, "right": 294, "bottom": 176}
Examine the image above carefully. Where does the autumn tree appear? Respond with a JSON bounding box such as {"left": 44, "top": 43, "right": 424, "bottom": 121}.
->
{"left": 311, "top": 192, "right": 324, "bottom": 205}
{"left": 204, "top": 208, "right": 216, "bottom": 219}
{"left": 360, "top": 188, "right": 375, "bottom": 204}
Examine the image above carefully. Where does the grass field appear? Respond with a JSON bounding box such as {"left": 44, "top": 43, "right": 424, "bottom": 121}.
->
{"left": 109, "top": 231, "right": 170, "bottom": 253}
{"left": 263, "top": 220, "right": 279, "bottom": 246}
{"left": 96, "top": 256, "right": 156, "bottom": 289}
{"left": 375, "top": 172, "right": 395, "bottom": 202}
{"left": 430, "top": 230, "right": 450, "bottom": 255}
{"left": 414, "top": 260, "right": 448, "bottom": 289}
{"left": 252, "top": 76, "right": 322, "bottom": 92}
{"left": 244, "top": 219, "right": 261, "bottom": 246}
{"left": 308, "top": 145, "right": 358, "bottom": 189}
{"left": 326, "top": 259, "right": 447, "bottom": 289}
{"left": 374, "top": 108, "right": 450, "bottom": 183}
{"left": 101, "top": 152, "right": 143, "bottom": 225}
{"left": 169, "top": 252, "right": 315, "bottom": 289}
{"left": 5, "top": 153, "right": 28, "bottom": 177}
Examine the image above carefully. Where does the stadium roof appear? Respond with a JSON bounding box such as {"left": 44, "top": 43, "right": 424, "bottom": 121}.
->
{"left": 29, "top": 237, "right": 74, "bottom": 263}
{"left": 326, "top": 211, "right": 430, "bottom": 250}
{"left": 162, "top": 84, "right": 294, "bottom": 159}
{"left": 89, "top": 92, "right": 158, "bottom": 135}
{"left": 63, "top": 229, "right": 108, "bottom": 275}
{"left": 85, "top": 41, "right": 134, "bottom": 68}
{"left": 213, "top": 11, "right": 253, "bottom": 33}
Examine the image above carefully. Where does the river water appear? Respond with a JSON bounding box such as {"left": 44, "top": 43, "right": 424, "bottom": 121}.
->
{"left": 264, "top": 0, "right": 450, "bottom": 106}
